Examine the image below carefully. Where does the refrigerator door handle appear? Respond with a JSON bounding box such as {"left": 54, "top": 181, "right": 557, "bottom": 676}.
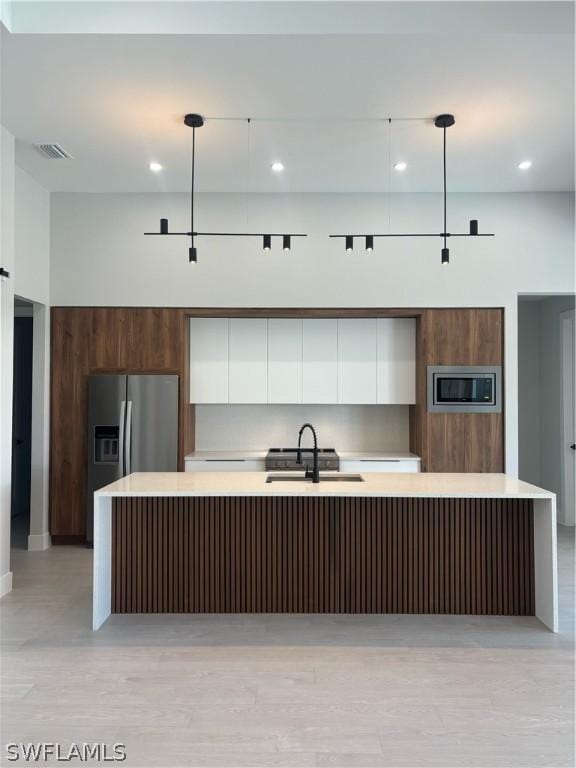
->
{"left": 125, "top": 400, "right": 133, "bottom": 475}
{"left": 118, "top": 400, "right": 126, "bottom": 476}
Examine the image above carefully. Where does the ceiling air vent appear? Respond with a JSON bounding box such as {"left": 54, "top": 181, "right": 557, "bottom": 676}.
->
{"left": 35, "top": 143, "right": 73, "bottom": 160}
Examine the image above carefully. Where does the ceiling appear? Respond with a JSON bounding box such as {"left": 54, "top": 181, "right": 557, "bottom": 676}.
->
{"left": 1, "top": 2, "right": 574, "bottom": 194}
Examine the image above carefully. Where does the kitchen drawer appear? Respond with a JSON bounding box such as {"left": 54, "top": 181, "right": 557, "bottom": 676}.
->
{"left": 185, "top": 459, "right": 265, "bottom": 472}
{"left": 339, "top": 459, "right": 421, "bottom": 473}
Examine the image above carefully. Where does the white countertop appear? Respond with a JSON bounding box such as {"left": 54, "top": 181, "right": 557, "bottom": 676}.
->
{"left": 184, "top": 450, "right": 420, "bottom": 461}
{"left": 95, "top": 471, "right": 554, "bottom": 499}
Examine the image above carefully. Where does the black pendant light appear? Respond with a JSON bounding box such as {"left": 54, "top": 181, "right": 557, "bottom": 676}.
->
{"left": 330, "top": 114, "right": 494, "bottom": 263}
{"left": 145, "top": 114, "right": 307, "bottom": 263}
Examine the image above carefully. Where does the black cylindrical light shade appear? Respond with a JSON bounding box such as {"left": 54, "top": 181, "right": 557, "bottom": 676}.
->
{"left": 469, "top": 219, "right": 479, "bottom": 235}
{"left": 263, "top": 235, "right": 272, "bottom": 251}
{"left": 365, "top": 235, "right": 374, "bottom": 251}
{"left": 189, "top": 246, "right": 197, "bottom": 263}
{"left": 160, "top": 218, "right": 169, "bottom": 234}
{"left": 441, "top": 247, "right": 450, "bottom": 264}
{"left": 283, "top": 235, "right": 291, "bottom": 251}
{"left": 345, "top": 236, "right": 353, "bottom": 252}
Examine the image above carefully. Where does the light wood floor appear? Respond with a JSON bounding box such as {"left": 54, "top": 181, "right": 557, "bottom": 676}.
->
{"left": 1, "top": 527, "right": 574, "bottom": 768}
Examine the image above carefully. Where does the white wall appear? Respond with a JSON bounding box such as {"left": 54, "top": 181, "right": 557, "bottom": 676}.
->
{"left": 14, "top": 166, "right": 51, "bottom": 550}
{"left": 0, "top": 125, "right": 15, "bottom": 596}
{"left": 51, "top": 192, "right": 573, "bottom": 309}
{"left": 518, "top": 302, "right": 542, "bottom": 485}
{"left": 195, "top": 405, "right": 409, "bottom": 452}
{"left": 15, "top": 166, "right": 50, "bottom": 305}
{"left": 50, "top": 190, "right": 575, "bottom": 475}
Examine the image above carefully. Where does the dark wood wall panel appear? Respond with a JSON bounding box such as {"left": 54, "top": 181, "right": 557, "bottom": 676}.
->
{"left": 112, "top": 496, "right": 534, "bottom": 616}
{"left": 50, "top": 308, "right": 194, "bottom": 538}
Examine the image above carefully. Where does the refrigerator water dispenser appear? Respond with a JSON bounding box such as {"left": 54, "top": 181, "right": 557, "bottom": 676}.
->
{"left": 94, "top": 425, "right": 119, "bottom": 464}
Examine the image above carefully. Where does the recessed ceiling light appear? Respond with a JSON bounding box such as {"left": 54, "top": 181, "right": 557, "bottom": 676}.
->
{"left": 518, "top": 160, "right": 532, "bottom": 171}
{"left": 149, "top": 162, "right": 163, "bottom": 173}
{"left": 394, "top": 161, "right": 407, "bottom": 172}
{"left": 271, "top": 162, "right": 285, "bottom": 172}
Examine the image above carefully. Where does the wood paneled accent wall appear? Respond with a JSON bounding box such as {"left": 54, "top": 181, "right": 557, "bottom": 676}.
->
{"left": 50, "top": 307, "right": 504, "bottom": 538}
{"left": 50, "top": 308, "right": 194, "bottom": 538}
{"left": 112, "top": 496, "right": 534, "bottom": 616}
{"left": 410, "top": 309, "right": 504, "bottom": 472}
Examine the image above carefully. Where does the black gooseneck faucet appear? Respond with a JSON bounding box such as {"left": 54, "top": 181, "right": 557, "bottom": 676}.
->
{"left": 296, "top": 423, "right": 320, "bottom": 483}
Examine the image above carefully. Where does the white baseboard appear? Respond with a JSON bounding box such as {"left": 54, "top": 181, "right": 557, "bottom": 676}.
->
{"left": 28, "top": 532, "right": 52, "bottom": 551}
{"left": 0, "top": 571, "right": 13, "bottom": 598}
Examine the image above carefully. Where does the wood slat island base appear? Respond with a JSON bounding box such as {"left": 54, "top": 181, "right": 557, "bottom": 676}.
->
{"left": 111, "top": 496, "right": 534, "bottom": 616}
{"left": 93, "top": 473, "right": 558, "bottom": 632}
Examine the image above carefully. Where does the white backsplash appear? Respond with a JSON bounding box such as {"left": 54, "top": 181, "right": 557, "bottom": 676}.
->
{"left": 194, "top": 405, "right": 409, "bottom": 452}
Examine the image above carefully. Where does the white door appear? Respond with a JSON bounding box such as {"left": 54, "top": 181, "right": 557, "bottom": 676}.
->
{"left": 189, "top": 318, "right": 229, "bottom": 403}
{"left": 561, "top": 309, "right": 575, "bottom": 525}
{"left": 377, "top": 318, "right": 416, "bottom": 404}
{"left": 337, "top": 319, "right": 377, "bottom": 403}
{"left": 229, "top": 318, "right": 268, "bottom": 403}
{"left": 302, "top": 319, "right": 338, "bottom": 403}
{"left": 268, "top": 319, "right": 303, "bottom": 404}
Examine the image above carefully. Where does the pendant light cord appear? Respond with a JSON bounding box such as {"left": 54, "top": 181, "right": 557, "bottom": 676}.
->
{"left": 191, "top": 126, "right": 196, "bottom": 241}
{"left": 443, "top": 125, "right": 447, "bottom": 248}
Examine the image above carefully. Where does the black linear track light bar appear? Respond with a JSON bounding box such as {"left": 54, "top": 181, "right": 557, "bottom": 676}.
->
{"left": 145, "top": 114, "right": 307, "bottom": 263}
{"left": 330, "top": 114, "right": 494, "bottom": 263}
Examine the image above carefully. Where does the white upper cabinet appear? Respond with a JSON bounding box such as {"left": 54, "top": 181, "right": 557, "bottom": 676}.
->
{"left": 228, "top": 318, "right": 268, "bottom": 403}
{"left": 377, "top": 318, "right": 416, "bottom": 404}
{"left": 302, "top": 319, "right": 338, "bottom": 403}
{"left": 189, "top": 317, "right": 416, "bottom": 405}
{"left": 338, "top": 319, "right": 378, "bottom": 404}
{"left": 189, "top": 318, "right": 229, "bottom": 404}
{"left": 268, "top": 319, "right": 303, "bottom": 404}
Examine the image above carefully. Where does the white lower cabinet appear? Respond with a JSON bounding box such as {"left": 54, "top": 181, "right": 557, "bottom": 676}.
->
{"left": 185, "top": 459, "right": 265, "bottom": 472}
{"left": 340, "top": 459, "right": 421, "bottom": 473}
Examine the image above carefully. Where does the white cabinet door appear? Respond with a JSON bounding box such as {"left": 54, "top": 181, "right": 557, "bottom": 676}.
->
{"left": 185, "top": 459, "right": 265, "bottom": 472}
{"left": 189, "top": 318, "right": 229, "bottom": 403}
{"left": 229, "top": 318, "right": 268, "bottom": 403}
{"left": 337, "top": 319, "right": 377, "bottom": 404}
{"left": 268, "top": 319, "right": 303, "bottom": 403}
{"left": 302, "top": 319, "right": 338, "bottom": 403}
{"left": 340, "top": 459, "right": 421, "bottom": 473}
{"left": 377, "top": 318, "right": 416, "bottom": 404}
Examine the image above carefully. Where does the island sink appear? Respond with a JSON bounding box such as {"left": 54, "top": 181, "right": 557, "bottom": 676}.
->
{"left": 266, "top": 473, "right": 364, "bottom": 483}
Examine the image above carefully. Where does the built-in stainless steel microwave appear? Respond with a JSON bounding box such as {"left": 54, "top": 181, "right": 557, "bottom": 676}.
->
{"left": 427, "top": 365, "right": 502, "bottom": 413}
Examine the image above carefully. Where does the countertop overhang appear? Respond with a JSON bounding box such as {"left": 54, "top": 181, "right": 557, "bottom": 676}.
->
{"left": 95, "top": 471, "right": 554, "bottom": 499}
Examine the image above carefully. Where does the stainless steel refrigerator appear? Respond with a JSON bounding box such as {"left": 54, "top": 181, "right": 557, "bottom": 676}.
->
{"left": 87, "top": 374, "right": 178, "bottom": 543}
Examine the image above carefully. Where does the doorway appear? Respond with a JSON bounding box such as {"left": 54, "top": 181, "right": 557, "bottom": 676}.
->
{"left": 11, "top": 299, "right": 33, "bottom": 548}
{"left": 561, "top": 309, "right": 575, "bottom": 526}
{"left": 518, "top": 294, "right": 576, "bottom": 525}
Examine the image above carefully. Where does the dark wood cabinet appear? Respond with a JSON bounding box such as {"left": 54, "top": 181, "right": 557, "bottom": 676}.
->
{"left": 410, "top": 308, "right": 504, "bottom": 472}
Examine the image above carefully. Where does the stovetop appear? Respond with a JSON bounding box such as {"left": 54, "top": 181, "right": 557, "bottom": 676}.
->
{"left": 267, "top": 448, "right": 338, "bottom": 455}
{"left": 266, "top": 448, "right": 340, "bottom": 471}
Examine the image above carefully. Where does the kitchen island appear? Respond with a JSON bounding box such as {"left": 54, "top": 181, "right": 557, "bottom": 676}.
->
{"left": 93, "top": 472, "right": 557, "bottom": 632}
